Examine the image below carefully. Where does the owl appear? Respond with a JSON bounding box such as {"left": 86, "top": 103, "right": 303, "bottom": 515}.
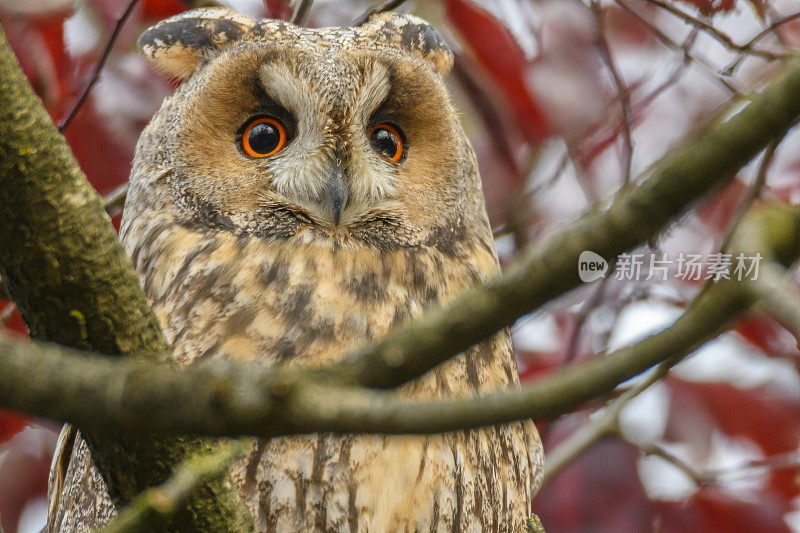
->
{"left": 48, "top": 7, "right": 543, "bottom": 532}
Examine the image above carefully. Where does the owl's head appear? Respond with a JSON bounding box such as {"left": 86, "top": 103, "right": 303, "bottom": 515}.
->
{"left": 131, "top": 8, "right": 489, "bottom": 250}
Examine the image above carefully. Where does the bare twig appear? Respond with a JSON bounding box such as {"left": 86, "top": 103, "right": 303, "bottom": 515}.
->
{"left": 616, "top": 0, "right": 744, "bottom": 96}
{"left": 58, "top": 0, "right": 140, "bottom": 132}
{"left": 354, "top": 0, "right": 410, "bottom": 26}
{"left": 749, "top": 261, "right": 800, "bottom": 343}
{"left": 542, "top": 361, "right": 672, "bottom": 486}
{"left": 642, "top": 0, "right": 783, "bottom": 61}
{"left": 707, "top": 449, "right": 800, "bottom": 481}
{"left": 577, "top": 29, "right": 699, "bottom": 170}
{"left": 639, "top": 442, "right": 706, "bottom": 484}
{"left": 639, "top": 443, "right": 800, "bottom": 485}
{"left": 591, "top": 0, "right": 634, "bottom": 184}
{"left": 102, "top": 182, "right": 129, "bottom": 215}
{"left": 718, "top": 134, "right": 784, "bottom": 253}
{"left": 291, "top": 0, "right": 314, "bottom": 25}
{"left": 561, "top": 273, "right": 613, "bottom": 367}
{"left": 725, "top": 10, "right": 800, "bottom": 75}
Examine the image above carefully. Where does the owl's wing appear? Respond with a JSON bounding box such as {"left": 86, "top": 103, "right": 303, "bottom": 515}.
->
{"left": 46, "top": 424, "right": 75, "bottom": 532}
{"left": 46, "top": 427, "right": 116, "bottom": 532}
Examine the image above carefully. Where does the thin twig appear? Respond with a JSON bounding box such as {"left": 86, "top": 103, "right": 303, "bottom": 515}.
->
{"left": 58, "top": 0, "right": 140, "bottom": 132}
{"left": 561, "top": 273, "right": 613, "bottom": 367}
{"left": 718, "top": 135, "right": 783, "bottom": 253}
{"left": 291, "top": 0, "right": 314, "bottom": 25}
{"left": 542, "top": 361, "right": 673, "bottom": 486}
{"left": 642, "top": 0, "right": 783, "bottom": 61}
{"left": 591, "top": 0, "right": 634, "bottom": 184}
{"left": 639, "top": 442, "right": 706, "bottom": 484}
{"left": 725, "top": 10, "right": 800, "bottom": 75}
{"left": 615, "top": 0, "right": 744, "bottom": 97}
{"left": 353, "top": 0, "right": 410, "bottom": 26}
{"left": 103, "top": 182, "right": 129, "bottom": 215}
{"left": 707, "top": 449, "right": 800, "bottom": 480}
{"left": 639, "top": 442, "right": 800, "bottom": 485}
{"left": 578, "top": 29, "right": 698, "bottom": 170}
{"left": 750, "top": 261, "right": 800, "bottom": 343}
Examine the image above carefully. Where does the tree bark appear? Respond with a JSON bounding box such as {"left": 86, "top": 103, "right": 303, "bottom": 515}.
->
{"left": 0, "top": 22, "right": 252, "bottom": 532}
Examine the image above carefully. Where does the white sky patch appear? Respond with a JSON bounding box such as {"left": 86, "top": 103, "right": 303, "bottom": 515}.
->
{"left": 17, "top": 497, "right": 48, "bottom": 533}
{"left": 63, "top": 1, "right": 99, "bottom": 57}
{"left": 512, "top": 312, "right": 562, "bottom": 352}
{"left": 784, "top": 497, "right": 800, "bottom": 533}
{"left": 674, "top": 334, "right": 800, "bottom": 396}
{"left": 619, "top": 381, "right": 671, "bottom": 447}
{"left": 638, "top": 451, "right": 697, "bottom": 501}
{"left": 607, "top": 300, "right": 682, "bottom": 352}
{"left": 225, "top": 0, "right": 266, "bottom": 18}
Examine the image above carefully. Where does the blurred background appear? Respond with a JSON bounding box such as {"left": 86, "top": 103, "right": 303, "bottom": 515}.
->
{"left": 2, "top": 0, "right": 800, "bottom": 531}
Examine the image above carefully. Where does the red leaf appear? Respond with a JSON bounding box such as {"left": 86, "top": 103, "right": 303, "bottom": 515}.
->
{"left": 654, "top": 487, "right": 791, "bottom": 533}
{"left": 735, "top": 314, "right": 800, "bottom": 361}
{"left": 535, "top": 430, "right": 652, "bottom": 532}
{"left": 264, "top": 0, "right": 291, "bottom": 20}
{"left": 0, "top": 10, "right": 74, "bottom": 115}
{"left": 444, "top": 0, "right": 549, "bottom": 145}
{"left": 62, "top": 98, "right": 133, "bottom": 193}
{"left": 0, "top": 411, "right": 27, "bottom": 443}
{"left": 143, "top": 0, "right": 186, "bottom": 20}
{"left": 675, "top": 0, "right": 736, "bottom": 17}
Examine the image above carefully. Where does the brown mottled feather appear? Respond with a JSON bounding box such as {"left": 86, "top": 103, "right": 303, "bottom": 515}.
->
{"left": 48, "top": 8, "right": 543, "bottom": 531}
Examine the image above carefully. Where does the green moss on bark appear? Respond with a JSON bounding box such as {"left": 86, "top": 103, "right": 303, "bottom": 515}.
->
{"left": 0, "top": 23, "right": 252, "bottom": 532}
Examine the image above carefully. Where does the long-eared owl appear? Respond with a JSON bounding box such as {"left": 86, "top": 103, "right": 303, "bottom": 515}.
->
{"left": 47, "top": 7, "right": 543, "bottom": 532}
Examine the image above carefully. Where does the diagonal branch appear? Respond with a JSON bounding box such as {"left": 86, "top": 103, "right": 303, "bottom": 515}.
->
{"left": 331, "top": 53, "right": 800, "bottom": 391}
{"left": 102, "top": 442, "right": 247, "bottom": 533}
{"left": 58, "top": 0, "right": 140, "bottom": 132}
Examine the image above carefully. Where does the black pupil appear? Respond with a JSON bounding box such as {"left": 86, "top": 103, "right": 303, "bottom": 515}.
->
{"left": 370, "top": 128, "right": 399, "bottom": 158}
{"left": 248, "top": 122, "right": 281, "bottom": 154}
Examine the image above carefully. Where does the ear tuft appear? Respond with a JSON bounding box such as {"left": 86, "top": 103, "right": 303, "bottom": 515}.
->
{"left": 138, "top": 8, "right": 256, "bottom": 79}
{"left": 364, "top": 13, "right": 453, "bottom": 76}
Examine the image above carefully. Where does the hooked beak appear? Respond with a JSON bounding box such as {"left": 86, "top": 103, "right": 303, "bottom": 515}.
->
{"left": 327, "top": 163, "right": 348, "bottom": 226}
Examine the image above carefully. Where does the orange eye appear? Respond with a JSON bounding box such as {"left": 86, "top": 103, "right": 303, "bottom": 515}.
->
{"left": 241, "top": 117, "right": 287, "bottom": 158}
{"left": 368, "top": 123, "right": 404, "bottom": 163}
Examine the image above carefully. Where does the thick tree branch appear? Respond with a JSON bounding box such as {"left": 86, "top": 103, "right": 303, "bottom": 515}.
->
{"left": 0, "top": 23, "right": 251, "bottom": 531}
{"left": 1, "top": 204, "right": 797, "bottom": 438}
{"left": 332, "top": 54, "right": 800, "bottom": 390}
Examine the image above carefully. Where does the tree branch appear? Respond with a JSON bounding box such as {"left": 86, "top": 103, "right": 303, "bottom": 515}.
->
{"left": 0, "top": 22, "right": 252, "bottom": 531}
{"left": 1, "top": 204, "right": 797, "bottom": 439}
{"left": 101, "top": 442, "right": 246, "bottom": 533}
{"left": 331, "top": 53, "right": 800, "bottom": 390}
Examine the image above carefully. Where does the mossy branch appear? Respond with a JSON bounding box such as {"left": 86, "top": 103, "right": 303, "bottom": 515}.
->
{"left": 0, "top": 203, "right": 797, "bottom": 439}
{"left": 0, "top": 22, "right": 252, "bottom": 531}
{"left": 100, "top": 442, "right": 247, "bottom": 533}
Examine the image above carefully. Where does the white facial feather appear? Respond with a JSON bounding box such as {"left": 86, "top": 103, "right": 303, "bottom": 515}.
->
{"left": 257, "top": 59, "right": 398, "bottom": 223}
